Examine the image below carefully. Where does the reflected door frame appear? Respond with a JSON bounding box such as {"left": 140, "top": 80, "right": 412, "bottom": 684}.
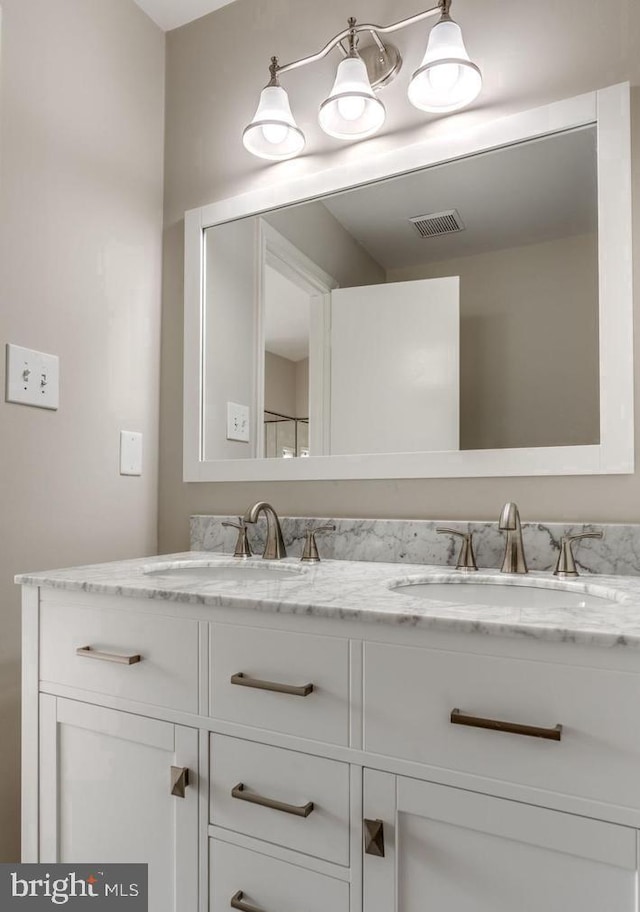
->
{"left": 257, "top": 221, "right": 338, "bottom": 458}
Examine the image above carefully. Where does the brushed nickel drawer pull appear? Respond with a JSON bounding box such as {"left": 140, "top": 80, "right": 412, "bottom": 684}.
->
{"left": 232, "top": 782, "right": 314, "bottom": 818}
{"left": 76, "top": 646, "right": 142, "bottom": 666}
{"left": 231, "top": 891, "right": 263, "bottom": 912}
{"left": 451, "top": 708, "right": 563, "bottom": 741}
{"left": 231, "top": 672, "right": 313, "bottom": 697}
{"left": 170, "top": 766, "right": 190, "bottom": 799}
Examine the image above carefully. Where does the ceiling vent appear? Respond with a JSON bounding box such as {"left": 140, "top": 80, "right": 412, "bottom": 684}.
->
{"left": 409, "top": 209, "right": 465, "bottom": 239}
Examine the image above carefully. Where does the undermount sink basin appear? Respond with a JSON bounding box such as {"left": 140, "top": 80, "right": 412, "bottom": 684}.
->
{"left": 391, "top": 579, "right": 617, "bottom": 609}
{"left": 144, "top": 561, "right": 304, "bottom": 583}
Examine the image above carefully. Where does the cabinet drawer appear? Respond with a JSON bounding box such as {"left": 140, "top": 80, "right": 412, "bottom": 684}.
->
{"left": 210, "top": 736, "right": 350, "bottom": 866}
{"left": 210, "top": 840, "right": 349, "bottom": 912}
{"left": 40, "top": 602, "right": 199, "bottom": 713}
{"left": 210, "top": 624, "right": 349, "bottom": 745}
{"left": 364, "top": 642, "right": 640, "bottom": 810}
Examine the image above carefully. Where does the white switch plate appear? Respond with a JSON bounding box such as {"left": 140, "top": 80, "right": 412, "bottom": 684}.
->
{"left": 120, "top": 431, "right": 143, "bottom": 476}
{"left": 6, "top": 343, "right": 60, "bottom": 410}
{"left": 227, "top": 402, "right": 250, "bottom": 442}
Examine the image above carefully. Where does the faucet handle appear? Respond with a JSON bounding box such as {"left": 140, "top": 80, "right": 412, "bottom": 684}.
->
{"left": 301, "top": 524, "right": 336, "bottom": 563}
{"left": 554, "top": 530, "right": 603, "bottom": 578}
{"left": 222, "top": 519, "right": 253, "bottom": 560}
{"left": 437, "top": 527, "right": 478, "bottom": 572}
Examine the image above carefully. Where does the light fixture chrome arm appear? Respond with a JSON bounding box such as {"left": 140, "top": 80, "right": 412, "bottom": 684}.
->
{"left": 275, "top": 4, "right": 442, "bottom": 77}
{"left": 370, "top": 31, "right": 386, "bottom": 53}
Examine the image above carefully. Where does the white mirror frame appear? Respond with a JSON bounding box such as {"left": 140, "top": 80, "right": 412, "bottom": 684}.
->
{"left": 184, "top": 83, "right": 633, "bottom": 482}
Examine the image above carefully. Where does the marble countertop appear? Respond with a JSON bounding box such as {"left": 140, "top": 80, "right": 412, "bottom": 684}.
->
{"left": 16, "top": 551, "right": 640, "bottom": 650}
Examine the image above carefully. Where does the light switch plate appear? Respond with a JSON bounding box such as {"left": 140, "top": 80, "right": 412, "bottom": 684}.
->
{"left": 120, "top": 431, "right": 143, "bottom": 476}
{"left": 6, "top": 343, "right": 60, "bottom": 410}
{"left": 227, "top": 402, "right": 250, "bottom": 442}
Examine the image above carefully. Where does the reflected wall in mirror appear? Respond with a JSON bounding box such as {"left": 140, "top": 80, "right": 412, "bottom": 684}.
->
{"left": 204, "top": 126, "right": 599, "bottom": 461}
{"left": 263, "top": 262, "right": 310, "bottom": 458}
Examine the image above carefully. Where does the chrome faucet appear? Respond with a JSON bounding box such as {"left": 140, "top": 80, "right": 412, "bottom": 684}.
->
{"left": 498, "top": 502, "right": 528, "bottom": 574}
{"left": 243, "top": 502, "right": 287, "bottom": 560}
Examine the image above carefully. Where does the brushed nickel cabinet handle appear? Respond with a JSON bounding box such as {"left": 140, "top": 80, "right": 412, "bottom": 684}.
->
{"left": 232, "top": 782, "right": 314, "bottom": 818}
{"left": 451, "top": 708, "right": 562, "bottom": 741}
{"left": 76, "top": 646, "right": 142, "bottom": 666}
{"left": 231, "top": 672, "right": 313, "bottom": 697}
{"left": 364, "top": 818, "right": 385, "bottom": 857}
{"left": 170, "top": 766, "right": 190, "bottom": 798}
{"left": 231, "top": 891, "right": 264, "bottom": 912}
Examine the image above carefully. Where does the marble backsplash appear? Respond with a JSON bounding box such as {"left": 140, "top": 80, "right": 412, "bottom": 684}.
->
{"left": 190, "top": 515, "right": 640, "bottom": 577}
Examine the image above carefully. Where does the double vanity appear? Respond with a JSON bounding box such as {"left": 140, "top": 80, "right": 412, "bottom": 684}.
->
{"left": 19, "top": 510, "right": 640, "bottom": 912}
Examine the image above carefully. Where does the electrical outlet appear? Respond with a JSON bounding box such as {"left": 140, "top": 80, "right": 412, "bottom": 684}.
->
{"left": 227, "top": 402, "right": 250, "bottom": 442}
{"left": 6, "top": 343, "right": 59, "bottom": 410}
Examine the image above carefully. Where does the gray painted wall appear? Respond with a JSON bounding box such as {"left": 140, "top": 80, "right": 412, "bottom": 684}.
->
{"left": 265, "top": 202, "right": 385, "bottom": 287}
{"left": 0, "top": 0, "right": 165, "bottom": 859}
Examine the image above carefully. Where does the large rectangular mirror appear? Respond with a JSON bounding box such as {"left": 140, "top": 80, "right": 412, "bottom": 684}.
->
{"left": 184, "top": 83, "right": 632, "bottom": 482}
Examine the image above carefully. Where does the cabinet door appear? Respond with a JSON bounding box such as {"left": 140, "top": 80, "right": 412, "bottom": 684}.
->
{"left": 363, "top": 770, "right": 638, "bottom": 912}
{"left": 39, "top": 696, "right": 198, "bottom": 912}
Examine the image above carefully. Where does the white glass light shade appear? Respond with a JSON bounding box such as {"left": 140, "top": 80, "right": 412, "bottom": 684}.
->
{"left": 243, "top": 85, "right": 305, "bottom": 160}
{"left": 408, "top": 19, "right": 482, "bottom": 114}
{"left": 319, "top": 56, "right": 385, "bottom": 139}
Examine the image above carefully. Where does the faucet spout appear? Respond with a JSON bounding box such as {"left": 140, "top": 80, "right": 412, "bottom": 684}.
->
{"left": 498, "top": 502, "right": 528, "bottom": 574}
{"left": 243, "top": 502, "right": 287, "bottom": 560}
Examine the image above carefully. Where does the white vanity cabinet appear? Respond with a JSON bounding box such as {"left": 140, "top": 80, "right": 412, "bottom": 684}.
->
{"left": 363, "top": 771, "right": 639, "bottom": 912}
{"left": 22, "top": 583, "right": 640, "bottom": 912}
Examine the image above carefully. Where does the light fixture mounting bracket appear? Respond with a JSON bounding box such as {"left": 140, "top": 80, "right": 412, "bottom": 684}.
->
{"left": 360, "top": 41, "right": 403, "bottom": 90}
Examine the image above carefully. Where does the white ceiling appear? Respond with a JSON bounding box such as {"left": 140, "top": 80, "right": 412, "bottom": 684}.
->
{"left": 264, "top": 266, "right": 310, "bottom": 362}
{"left": 322, "top": 126, "right": 598, "bottom": 271}
{"left": 133, "top": 0, "right": 236, "bottom": 31}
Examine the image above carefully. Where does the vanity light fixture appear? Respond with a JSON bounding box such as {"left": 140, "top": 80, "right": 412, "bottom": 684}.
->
{"left": 243, "top": 0, "right": 482, "bottom": 161}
